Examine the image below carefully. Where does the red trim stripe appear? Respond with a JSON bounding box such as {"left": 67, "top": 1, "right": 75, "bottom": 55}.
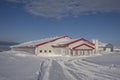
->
{"left": 72, "top": 43, "right": 95, "bottom": 50}
{"left": 61, "top": 38, "right": 95, "bottom": 46}
{"left": 35, "top": 36, "right": 70, "bottom": 47}
{"left": 13, "top": 46, "right": 35, "bottom": 48}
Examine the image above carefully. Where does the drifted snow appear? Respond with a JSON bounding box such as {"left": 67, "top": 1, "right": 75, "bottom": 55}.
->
{"left": 0, "top": 51, "right": 120, "bottom": 80}
{"left": 10, "top": 36, "right": 71, "bottom": 48}
{"left": 10, "top": 37, "right": 60, "bottom": 47}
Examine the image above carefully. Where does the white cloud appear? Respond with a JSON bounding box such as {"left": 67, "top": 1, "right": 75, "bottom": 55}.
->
{"left": 6, "top": 0, "right": 120, "bottom": 18}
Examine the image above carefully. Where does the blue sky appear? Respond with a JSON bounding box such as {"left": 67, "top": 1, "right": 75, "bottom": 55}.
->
{"left": 0, "top": 0, "right": 120, "bottom": 46}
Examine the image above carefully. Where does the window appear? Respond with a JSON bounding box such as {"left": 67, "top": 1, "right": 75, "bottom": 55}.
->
{"left": 40, "top": 50, "right": 42, "bottom": 53}
{"left": 44, "top": 50, "right": 47, "bottom": 53}
{"left": 49, "top": 50, "right": 52, "bottom": 53}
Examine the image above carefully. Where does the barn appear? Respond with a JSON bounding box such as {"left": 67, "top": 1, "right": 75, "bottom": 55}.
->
{"left": 11, "top": 36, "right": 96, "bottom": 56}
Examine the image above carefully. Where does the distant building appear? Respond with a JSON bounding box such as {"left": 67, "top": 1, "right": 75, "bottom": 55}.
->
{"left": 92, "top": 39, "right": 114, "bottom": 53}
{"left": 11, "top": 36, "right": 113, "bottom": 56}
{"left": 113, "top": 47, "right": 120, "bottom": 52}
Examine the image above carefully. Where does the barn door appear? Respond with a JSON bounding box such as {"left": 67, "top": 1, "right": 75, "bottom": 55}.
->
{"left": 105, "top": 48, "right": 111, "bottom": 52}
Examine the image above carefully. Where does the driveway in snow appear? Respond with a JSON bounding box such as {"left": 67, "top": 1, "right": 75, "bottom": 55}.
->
{"left": 0, "top": 51, "right": 120, "bottom": 80}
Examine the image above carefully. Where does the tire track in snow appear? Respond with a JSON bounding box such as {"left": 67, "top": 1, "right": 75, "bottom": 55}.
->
{"left": 37, "top": 61, "right": 44, "bottom": 80}
{"left": 63, "top": 59, "right": 120, "bottom": 80}
{"left": 37, "top": 59, "right": 52, "bottom": 80}
{"left": 49, "top": 60, "right": 69, "bottom": 80}
{"left": 37, "top": 57, "right": 120, "bottom": 80}
{"left": 56, "top": 59, "right": 80, "bottom": 80}
{"left": 74, "top": 59, "right": 120, "bottom": 79}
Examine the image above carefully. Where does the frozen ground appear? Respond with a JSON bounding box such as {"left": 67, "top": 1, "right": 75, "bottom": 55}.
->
{"left": 0, "top": 51, "right": 120, "bottom": 80}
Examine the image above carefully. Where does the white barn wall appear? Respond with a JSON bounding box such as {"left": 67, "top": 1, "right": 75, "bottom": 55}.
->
{"left": 67, "top": 40, "right": 95, "bottom": 56}
{"left": 35, "top": 42, "right": 54, "bottom": 55}
{"left": 53, "top": 46, "right": 69, "bottom": 55}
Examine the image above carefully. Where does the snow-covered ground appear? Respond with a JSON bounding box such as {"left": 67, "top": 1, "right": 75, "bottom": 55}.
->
{"left": 0, "top": 51, "right": 120, "bottom": 80}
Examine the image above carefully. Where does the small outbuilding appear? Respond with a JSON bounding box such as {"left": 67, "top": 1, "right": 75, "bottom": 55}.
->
{"left": 92, "top": 39, "right": 114, "bottom": 53}
{"left": 104, "top": 43, "right": 113, "bottom": 52}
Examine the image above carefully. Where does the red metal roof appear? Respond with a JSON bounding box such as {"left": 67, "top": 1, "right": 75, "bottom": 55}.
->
{"left": 72, "top": 43, "right": 95, "bottom": 50}
{"left": 35, "top": 36, "right": 70, "bottom": 47}
{"left": 61, "top": 38, "right": 95, "bottom": 46}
